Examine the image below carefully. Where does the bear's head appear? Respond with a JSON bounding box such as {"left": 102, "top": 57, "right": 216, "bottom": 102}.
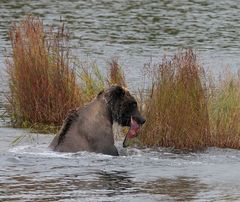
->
{"left": 104, "top": 85, "right": 146, "bottom": 139}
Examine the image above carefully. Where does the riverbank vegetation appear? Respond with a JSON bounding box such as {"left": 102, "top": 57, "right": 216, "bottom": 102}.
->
{"left": 208, "top": 71, "right": 240, "bottom": 149}
{"left": 139, "top": 50, "right": 210, "bottom": 150}
{"left": 4, "top": 15, "right": 125, "bottom": 132}
{"left": 5, "top": 16, "right": 83, "bottom": 132}
{"left": 139, "top": 51, "right": 240, "bottom": 150}
{"left": 3, "top": 15, "right": 240, "bottom": 150}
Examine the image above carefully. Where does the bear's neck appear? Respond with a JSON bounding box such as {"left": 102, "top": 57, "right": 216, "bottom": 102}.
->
{"left": 93, "top": 95, "right": 114, "bottom": 125}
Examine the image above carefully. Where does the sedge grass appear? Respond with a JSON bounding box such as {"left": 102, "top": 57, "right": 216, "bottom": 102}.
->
{"left": 4, "top": 15, "right": 127, "bottom": 132}
{"left": 5, "top": 15, "right": 83, "bottom": 129}
{"left": 140, "top": 50, "right": 210, "bottom": 150}
{"left": 107, "top": 58, "right": 126, "bottom": 87}
{"left": 208, "top": 71, "right": 240, "bottom": 149}
{"left": 77, "top": 61, "right": 105, "bottom": 102}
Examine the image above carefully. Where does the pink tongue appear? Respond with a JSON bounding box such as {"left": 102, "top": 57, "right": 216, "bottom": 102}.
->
{"left": 126, "top": 117, "right": 140, "bottom": 139}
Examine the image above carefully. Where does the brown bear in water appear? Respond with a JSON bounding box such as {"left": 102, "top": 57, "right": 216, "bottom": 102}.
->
{"left": 49, "top": 85, "right": 146, "bottom": 156}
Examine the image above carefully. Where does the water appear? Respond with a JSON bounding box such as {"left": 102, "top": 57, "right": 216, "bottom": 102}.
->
{"left": 1, "top": 1, "right": 240, "bottom": 82}
{"left": 1, "top": 1, "right": 240, "bottom": 201}
{"left": 0, "top": 128, "right": 239, "bottom": 201}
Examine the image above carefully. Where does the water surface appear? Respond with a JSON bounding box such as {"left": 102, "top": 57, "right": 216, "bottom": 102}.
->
{"left": 1, "top": 0, "right": 240, "bottom": 80}
{"left": 0, "top": 128, "right": 240, "bottom": 201}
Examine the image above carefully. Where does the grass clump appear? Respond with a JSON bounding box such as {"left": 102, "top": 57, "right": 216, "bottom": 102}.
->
{"left": 77, "top": 58, "right": 126, "bottom": 102}
{"left": 78, "top": 61, "right": 105, "bottom": 102}
{"left": 4, "top": 15, "right": 127, "bottom": 132}
{"left": 107, "top": 58, "right": 126, "bottom": 87}
{"left": 140, "top": 50, "right": 210, "bottom": 150}
{"left": 208, "top": 72, "right": 240, "bottom": 148}
{"left": 5, "top": 15, "right": 83, "bottom": 129}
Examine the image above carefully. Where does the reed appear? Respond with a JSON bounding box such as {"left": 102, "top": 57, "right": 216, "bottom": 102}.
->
{"left": 107, "top": 58, "right": 126, "bottom": 87}
{"left": 140, "top": 50, "right": 210, "bottom": 150}
{"left": 5, "top": 15, "right": 83, "bottom": 128}
{"left": 78, "top": 61, "right": 105, "bottom": 102}
{"left": 77, "top": 58, "right": 126, "bottom": 103}
{"left": 208, "top": 71, "right": 240, "bottom": 148}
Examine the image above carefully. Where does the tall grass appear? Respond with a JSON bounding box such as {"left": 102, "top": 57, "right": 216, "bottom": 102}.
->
{"left": 4, "top": 15, "right": 127, "bottom": 131}
{"left": 77, "top": 58, "right": 126, "bottom": 102}
{"left": 208, "top": 71, "right": 240, "bottom": 148}
{"left": 140, "top": 50, "right": 210, "bottom": 150}
{"left": 107, "top": 58, "right": 126, "bottom": 87}
{"left": 5, "top": 15, "right": 83, "bottom": 128}
{"left": 78, "top": 61, "right": 105, "bottom": 102}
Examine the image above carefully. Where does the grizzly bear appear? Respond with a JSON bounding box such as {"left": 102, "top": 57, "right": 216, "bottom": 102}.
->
{"left": 49, "top": 85, "right": 146, "bottom": 156}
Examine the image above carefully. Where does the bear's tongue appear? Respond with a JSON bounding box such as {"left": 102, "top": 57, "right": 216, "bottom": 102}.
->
{"left": 123, "top": 117, "right": 140, "bottom": 147}
{"left": 126, "top": 117, "right": 140, "bottom": 139}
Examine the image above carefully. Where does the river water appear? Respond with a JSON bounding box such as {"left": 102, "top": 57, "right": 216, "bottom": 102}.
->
{"left": 0, "top": 128, "right": 240, "bottom": 201}
{"left": 1, "top": 1, "right": 240, "bottom": 201}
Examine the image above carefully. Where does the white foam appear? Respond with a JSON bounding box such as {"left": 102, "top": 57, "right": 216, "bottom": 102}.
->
{"left": 8, "top": 144, "right": 115, "bottom": 160}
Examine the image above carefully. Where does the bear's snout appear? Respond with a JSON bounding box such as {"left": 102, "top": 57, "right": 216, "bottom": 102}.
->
{"left": 133, "top": 115, "right": 146, "bottom": 125}
{"left": 139, "top": 117, "right": 146, "bottom": 125}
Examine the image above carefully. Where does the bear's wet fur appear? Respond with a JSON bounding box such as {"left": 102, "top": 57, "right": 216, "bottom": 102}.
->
{"left": 49, "top": 85, "right": 145, "bottom": 156}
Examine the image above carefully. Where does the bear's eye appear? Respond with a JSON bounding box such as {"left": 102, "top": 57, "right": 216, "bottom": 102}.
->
{"left": 132, "top": 102, "right": 137, "bottom": 108}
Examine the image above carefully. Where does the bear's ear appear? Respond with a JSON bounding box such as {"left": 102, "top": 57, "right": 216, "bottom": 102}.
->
{"left": 113, "top": 85, "right": 125, "bottom": 98}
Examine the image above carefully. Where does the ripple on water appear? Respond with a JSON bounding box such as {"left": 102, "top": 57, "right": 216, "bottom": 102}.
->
{"left": 0, "top": 133, "right": 239, "bottom": 201}
{"left": 1, "top": 0, "right": 240, "bottom": 91}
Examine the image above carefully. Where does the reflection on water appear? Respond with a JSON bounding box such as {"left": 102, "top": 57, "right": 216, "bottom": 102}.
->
{"left": 95, "top": 170, "right": 134, "bottom": 195}
{"left": 0, "top": 169, "right": 208, "bottom": 201}
{"left": 143, "top": 177, "right": 208, "bottom": 201}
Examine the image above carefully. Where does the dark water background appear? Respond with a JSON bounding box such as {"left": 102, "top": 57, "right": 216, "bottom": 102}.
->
{"left": 1, "top": 1, "right": 240, "bottom": 201}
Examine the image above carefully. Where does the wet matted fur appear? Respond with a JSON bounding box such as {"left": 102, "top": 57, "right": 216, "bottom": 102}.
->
{"left": 49, "top": 85, "right": 145, "bottom": 156}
